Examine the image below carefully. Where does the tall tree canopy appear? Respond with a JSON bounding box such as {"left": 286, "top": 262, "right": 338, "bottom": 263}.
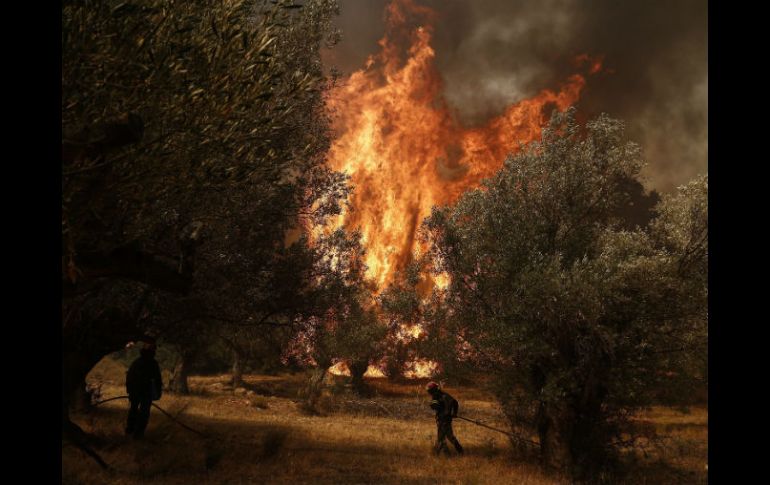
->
{"left": 61, "top": 0, "right": 347, "bottom": 428}
{"left": 421, "top": 108, "right": 707, "bottom": 479}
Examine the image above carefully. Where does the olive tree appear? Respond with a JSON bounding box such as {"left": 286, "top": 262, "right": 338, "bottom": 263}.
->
{"left": 62, "top": 0, "right": 345, "bottom": 431}
{"left": 421, "top": 108, "right": 707, "bottom": 480}
{"left": 378, "top": 263, "right": 426, "bottom": 381}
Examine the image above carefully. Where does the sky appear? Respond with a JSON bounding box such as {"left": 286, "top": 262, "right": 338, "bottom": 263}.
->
{"left": 325, "top": 0, "right": 707, "bottom": 193}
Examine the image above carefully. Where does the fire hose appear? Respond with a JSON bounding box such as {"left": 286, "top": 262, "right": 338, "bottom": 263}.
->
{"left": 66, "top": 395, "right": 214, "bottom": 471}
{"left": 455, "top": 415, "right": 539, "bottom": 447}
{"left": 93, "top": 395, "right": 208, "bottom": 437}
{"left": 93, "top": 396, "right": 540, "bottom": 447}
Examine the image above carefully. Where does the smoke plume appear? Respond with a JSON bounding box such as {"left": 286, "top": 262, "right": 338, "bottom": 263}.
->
{"left": 327, "top": 0, "right": 707, "bottom": 192}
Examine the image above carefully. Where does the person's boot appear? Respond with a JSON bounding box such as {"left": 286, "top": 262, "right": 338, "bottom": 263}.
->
{"left": 452, "top": 439, "right": 464, "bottom": 455}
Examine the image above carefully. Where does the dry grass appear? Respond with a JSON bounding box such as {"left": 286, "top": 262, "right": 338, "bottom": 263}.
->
{"left": 64, "top": 364, "right": 707, "bottom": 484}
{"left": 616, "top": 406, "right": 708, "bottom": 484}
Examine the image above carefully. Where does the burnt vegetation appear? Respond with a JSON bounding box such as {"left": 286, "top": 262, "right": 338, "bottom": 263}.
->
{"left": 62, "top": 1, "right": 706, "bottom": 484}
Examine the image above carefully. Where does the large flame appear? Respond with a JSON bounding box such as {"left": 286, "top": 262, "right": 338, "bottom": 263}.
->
{"left": 326, "top": 0, "right": 597, "bottom": 292}
{"left": 321, "top": 0, "right": 601, "bottom": 378}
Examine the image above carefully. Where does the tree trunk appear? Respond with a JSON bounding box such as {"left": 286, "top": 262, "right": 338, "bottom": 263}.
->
{"left": 62, "top": 310, "right": 140, "bottom": 430}
{"left": 304, "top": 365, "right": 329, "bottom": 413}
{"left": 570, "top": 376, "right": 611, "bottom": 480}
{"left": 537, "top": 384, "right": 610, "bottom": 481}
{"left": 310, "top": 366, "right": 328, "bottom": 389}
{"left": 531, "top": 333, "right": 614, "bottom": 481}
{"left": 349, "top": 359, "right": 369, "bottom": 396}
{"left": 170, "top": 353, "right": 191, "bottom": 394}
{"left": 537, "top": 401, "right": 576, "bottom": 473}
{"left": 62, "top": 346, "right": 105, "bottom": 429}
{"left": 231, "top": 349, "right": 244, "bottom": 388}
{"left": 71, "top": 384, "right": 92, "bottom": 414}
{"left": 385, "top": 342, "right": 408, "bottom": 382}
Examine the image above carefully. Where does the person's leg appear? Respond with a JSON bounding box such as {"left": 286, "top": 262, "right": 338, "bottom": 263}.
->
{"left": 134, "top": 398, "right": 151, "bottom": 438}
{"left": 435, "top": 420, "right": 450, "bottom": 455}
{"left": 433, "top": 421, "right": 443, "bottom": 454}
{"left": 126, "top": 398, "right": 139, "bottom": 435}
{"left": 446, "top": 421, "right": 464, "bottom": 454}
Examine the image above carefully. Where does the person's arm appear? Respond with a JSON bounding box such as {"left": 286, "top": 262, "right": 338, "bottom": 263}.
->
{"left": 452, "top": 398, "right": 459, "bottom": 417}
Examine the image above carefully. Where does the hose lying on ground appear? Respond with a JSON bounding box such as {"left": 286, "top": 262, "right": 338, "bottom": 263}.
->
{"left": 76, "top": 394, "right": 540, "bottom": 471}
{"left": 455, "top": 415, "right": 540, "bottom": 447}
{"left": 63, "top": 395, "right": 209, "bottom": 471}
{"left": 93, "top": 395, "right": 208, "bottom": 437}
{"left": 96, "top": 397, "right": 539, "bottom": 447}
{"left": 62, "top": 422, "right": 111, "bottom": 471}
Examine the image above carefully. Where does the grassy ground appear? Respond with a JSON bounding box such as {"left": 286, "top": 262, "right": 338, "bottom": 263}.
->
{"left": 63, "top": 360, "right": 707, "bottom": 484}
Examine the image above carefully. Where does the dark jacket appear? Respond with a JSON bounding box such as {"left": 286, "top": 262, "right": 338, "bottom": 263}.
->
{"left": 126, "top": 351, "right": 163, "bottom": 401}
{"left": 429, "top": 390, "right": 459, "bottom": 421}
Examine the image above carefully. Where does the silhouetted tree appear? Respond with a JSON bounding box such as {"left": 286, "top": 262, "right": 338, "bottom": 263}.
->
{"left": 62, "top": 0, "right": 345, "bottom": 431}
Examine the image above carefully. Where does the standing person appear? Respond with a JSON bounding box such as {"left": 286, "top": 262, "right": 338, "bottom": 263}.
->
{"left": 426, "top": 381, "right": 464, "bottom": 455}
{"left": 125, "top": 339, "right": 163, "bottom": 439}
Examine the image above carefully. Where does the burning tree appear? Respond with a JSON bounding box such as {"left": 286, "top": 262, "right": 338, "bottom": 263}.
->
{"left": 324, "top": 0, "right": 597, "bottom": 291}
{"left": 62, "top": 0, "right": 346, "bottom": 434}
{"left": 288, "top": 229, "right": 390, "bottom": 399}
{"left": 331, "top": 300, "right": 386, "bottom": 395}
{"left": 421, "top": 108, "right": 707, "bottom": 480}
{"left": 378, "top": 263, "right": 428, "bottom": 380}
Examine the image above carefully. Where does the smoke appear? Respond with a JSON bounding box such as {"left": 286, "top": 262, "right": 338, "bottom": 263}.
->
{"left": 327, "top": 0, "right": 707, "bottom": 193}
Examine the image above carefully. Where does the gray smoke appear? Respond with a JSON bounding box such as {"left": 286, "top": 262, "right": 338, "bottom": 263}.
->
{"left": 327, "top": 0, "right": 707, "bottom": 193}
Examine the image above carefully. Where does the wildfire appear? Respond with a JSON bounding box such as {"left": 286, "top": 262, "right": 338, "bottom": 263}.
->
{"left": 327, "top": 358, "right": 436, "bottom": 379}
{"left": 325, "top": 0, "right": 600, "bottom": 291}
{"left": 403, "top": 359, "right": 438, "bottom": 379}
{"left": 329, "top": 361, "right": 387, "bottom": 378}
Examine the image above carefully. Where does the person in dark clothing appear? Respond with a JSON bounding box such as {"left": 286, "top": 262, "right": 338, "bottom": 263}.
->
{"left": 125, "top": 340, "right": 163, "bottom": 439}
{"left": 426, "top": 381, "right": 464, "bottom": 455}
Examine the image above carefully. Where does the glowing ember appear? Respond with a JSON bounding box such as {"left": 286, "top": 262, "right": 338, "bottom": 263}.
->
{"left": 326, "top": 0, "right": 599, "bottom": 291}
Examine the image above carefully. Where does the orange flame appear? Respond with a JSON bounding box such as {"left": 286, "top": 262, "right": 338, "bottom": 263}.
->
{"left": 404, "top": 359, "right": 438, "bottom": 379}
{"left": 327, "top": 0, "right": 599, "bottom": 290}
{"left": 328, "top": 361, "right": 387, "bottom": 378}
